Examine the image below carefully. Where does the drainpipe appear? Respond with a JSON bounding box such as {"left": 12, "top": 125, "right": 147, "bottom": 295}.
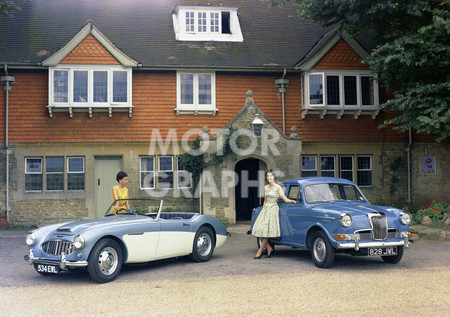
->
{"left": 406, "top": 128, "right": 412, "bottom": 204}
{"left": 274, "top": 69, "right": 289, "bottom": 134}
{"left": 1, "top": 65, "right": 15, "bottom": 222}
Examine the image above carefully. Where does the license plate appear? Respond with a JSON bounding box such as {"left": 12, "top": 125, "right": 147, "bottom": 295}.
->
{"left": 35, "top": 264, "right": 60, "bottom": 274}
{"left": 368, "top": 247, "right": 397, "bottom": 256}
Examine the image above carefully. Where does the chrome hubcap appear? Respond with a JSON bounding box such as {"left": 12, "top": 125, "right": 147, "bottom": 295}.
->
{"left": 197, "top": 233, "right": 212, "bottom": 257}
{"left": 313, "top": 238, "right": 326, "bottom": 262}
{"left": 98, "top": 247, "right": 118, "bottom": 275}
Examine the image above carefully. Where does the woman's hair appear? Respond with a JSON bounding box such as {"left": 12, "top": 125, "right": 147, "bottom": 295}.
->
{"left": 116, "top": 171, "right": 128, "bottom": 182}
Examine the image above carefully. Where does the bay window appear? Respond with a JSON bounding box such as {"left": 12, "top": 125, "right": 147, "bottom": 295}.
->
{"left": 49, "top": 66, "right": 132, "bottom": 117}
{"left": 304, "top": 71, "right": 379, "bottom": 119}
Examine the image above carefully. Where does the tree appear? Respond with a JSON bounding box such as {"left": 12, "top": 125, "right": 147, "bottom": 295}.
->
{"left": 0, "top": 1, "right": 20, "bottom": 17}
{"left": 267, "top": 0, "right": 450, "bottom": 142}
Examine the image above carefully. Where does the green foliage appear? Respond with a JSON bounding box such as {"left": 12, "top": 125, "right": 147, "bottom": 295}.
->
{"left": 0, "top": 1, "right": 20, "bottom": 17}
{"left": 389, "top": 156, "right": 402, "bottom": 196}
{"left": 0, "top": 202, "right": 5, "bottom": 216}
{"left": 180, "top": 137, "right": 207, "bottom": 179}
{"left": 181, "top": 128, "right": 241, "bottom": 177}
{"left": 265, "top": 0, "right": 450, "bottom": 142}
{"left": 415, "top": 200, "right": 448, "bottom": 225}
{"left": 389, "top": 156, "right": 402, "bottom": 172}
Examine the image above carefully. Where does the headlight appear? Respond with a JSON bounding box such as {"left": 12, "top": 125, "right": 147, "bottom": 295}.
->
{"left": 399, "top": 212, "right": 412, "bottom": 225}
{"left": 73, "top": 235, "right": 85, "bottom": 249}
{"left": 339, "top": 213, "right": 352, "bottom": 227}
{"left": 26, "top": 233, "right": 35, "bottom": 246}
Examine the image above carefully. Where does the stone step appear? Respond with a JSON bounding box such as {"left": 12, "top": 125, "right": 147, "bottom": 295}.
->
{"left": 410, "top": 224, "right": 449, "bottom": 241}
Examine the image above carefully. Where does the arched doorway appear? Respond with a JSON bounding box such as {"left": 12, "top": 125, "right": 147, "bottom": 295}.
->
{"left": 234, "top": 158, "right": 267, "bottom": 221}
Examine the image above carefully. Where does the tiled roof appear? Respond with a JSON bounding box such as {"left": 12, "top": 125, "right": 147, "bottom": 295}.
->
{"left": 0, "top": 0, "right": 347, "bottom": 70}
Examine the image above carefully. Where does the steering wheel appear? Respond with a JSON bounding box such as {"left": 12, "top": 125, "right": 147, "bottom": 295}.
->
{"left": 117, "top": 208, "right": 128, "bottom": 214}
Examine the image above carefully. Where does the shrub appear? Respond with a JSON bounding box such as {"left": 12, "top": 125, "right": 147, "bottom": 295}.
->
{"left": 415, "top": 200, "right": 448, "bottom": 225}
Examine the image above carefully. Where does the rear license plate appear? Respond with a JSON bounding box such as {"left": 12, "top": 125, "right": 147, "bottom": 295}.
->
{"left": 35, "top": 264, "right": 60, "bottom": 274}
{"left": 368, "top": 247, "right": 397, "bottom": 256}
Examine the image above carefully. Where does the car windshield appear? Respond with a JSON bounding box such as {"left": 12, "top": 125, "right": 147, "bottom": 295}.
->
{"left": 105, "top": 198, "right": 163, "bottom": 216}
{"left": 304, "top": 183, "right": 366, "bottom": 204}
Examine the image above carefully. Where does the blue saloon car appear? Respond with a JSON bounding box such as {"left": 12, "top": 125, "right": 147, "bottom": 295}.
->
{"left": 250, "top": 177, "right": 413, "bottom": 268}
{"left": 25, "top": 199, "right": 228, "bottom": 283}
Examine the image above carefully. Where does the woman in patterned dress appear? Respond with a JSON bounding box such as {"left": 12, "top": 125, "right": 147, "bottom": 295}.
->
{"left": 252, "top": 170, "right": 296, "bottom": 259}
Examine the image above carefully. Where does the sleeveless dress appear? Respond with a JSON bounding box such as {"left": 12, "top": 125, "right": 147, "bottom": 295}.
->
{"left": 110, "top": 185, "right": 128, "bottom": 214}
{"left": 252, "top": 184, "right": 281, "bottom": 238}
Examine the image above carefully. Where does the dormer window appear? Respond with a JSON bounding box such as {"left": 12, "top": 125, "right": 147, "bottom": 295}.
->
{"left": 172, "top": 5, "right": 243, "bottom": 42}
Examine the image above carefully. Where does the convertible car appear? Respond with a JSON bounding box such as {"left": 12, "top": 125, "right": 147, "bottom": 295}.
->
{"left": 249, "top": 177, "right": 413, "bottom": 268}
{"left": 25, "top": 199, "right": 228, "bottom": 283}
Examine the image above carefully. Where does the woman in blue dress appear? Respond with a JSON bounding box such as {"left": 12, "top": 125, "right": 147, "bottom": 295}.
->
{"left": 252, "top": 170, "right": 296, "bottom": 259}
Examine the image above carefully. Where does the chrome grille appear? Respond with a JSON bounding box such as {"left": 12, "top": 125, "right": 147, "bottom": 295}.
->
{"left": 42, "top": 240, "right": 75, "bottom": 256}
{"left": 369, "top": 214, "right": 388, "bottom": 240}
{"left": 358, "top": 229, "right": 398, "bottom": 241}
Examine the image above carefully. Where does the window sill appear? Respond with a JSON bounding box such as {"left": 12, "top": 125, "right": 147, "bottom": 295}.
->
{"left": 301, "top": 106, "right": 379, "bottom": 120}
{"left": 174, "top": 107, "right": 219, "bottom": 116}
{"left": 47, "top": 104, "right": 134, "bottom": 118}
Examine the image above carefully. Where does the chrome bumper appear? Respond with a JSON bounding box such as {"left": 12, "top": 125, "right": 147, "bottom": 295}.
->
{"left": 25, "top": 249, "right": 88, "bottom": 269}
{"left": 337, "top": 236, "right": 412, "bottom": 251}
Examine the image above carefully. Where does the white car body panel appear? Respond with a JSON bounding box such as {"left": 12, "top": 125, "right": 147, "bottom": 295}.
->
{"left": 154, "top": 231, "right": 195, "bottom": 260}
{"left": 123, "top": 232, "right": 160, "bottom": 263}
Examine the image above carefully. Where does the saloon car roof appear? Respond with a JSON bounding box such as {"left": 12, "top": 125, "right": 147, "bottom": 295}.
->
{"left": 283, "top": 177, "right": 357, "bottom": 186}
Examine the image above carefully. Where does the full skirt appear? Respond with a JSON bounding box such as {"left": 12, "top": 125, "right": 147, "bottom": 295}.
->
{"left": 252, "top": 203, "right": 281, "bottom": 238}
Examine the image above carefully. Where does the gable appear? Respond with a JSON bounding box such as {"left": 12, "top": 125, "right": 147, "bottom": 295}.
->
{"left": 60, "top": 34, "right": 120, "bottom": 65}
{"left": 314, "top": 39, "right": 369, "bottom": 70}
{"left": 42, "top": 22, "right": 139, "bottom": 67}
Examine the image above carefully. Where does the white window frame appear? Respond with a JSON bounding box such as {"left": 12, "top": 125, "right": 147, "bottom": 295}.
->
{"left": 158, "top": 156, "right": 174, "bottom": 189}
{"left": 320, "top": 155, "right": 335, "bottom": 177}
{"left": 356, "top": 155, "right": 372, "bottom": 187}
{"left": 140, "top": 156, "right": 155, "bottom": 190}
{"left": 25, "top": 157, "right": 43, "bottom": 192}
{"left": 339, "top": 155, "right": 354, "bottom": 182}
{"left": 173, "top": 6, "right": 243, "bottom": 42}
{"left": 175, "top": 71, "right": 217, "bottom": 115}
{"left": 48, "top": 65, "right": 133, "bottom": 117}
{"left": 67, "top": 157, "right": 85, "bottom": 191}
{"left": 302, "top": 155, "right": 317, "bottom": 177}
{"left": 46, "top": 157, "right": 64, "bottom": 192}
{"left": 304, "top": 71, "right": 379, "bottom": 109}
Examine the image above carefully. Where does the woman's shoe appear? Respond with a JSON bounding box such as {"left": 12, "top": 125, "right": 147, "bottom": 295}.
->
{"left": 253, "top": 254, "right": 263, "bottom": 259}
{"left": 264, "top": 250, "right": 274, "bottom": 258}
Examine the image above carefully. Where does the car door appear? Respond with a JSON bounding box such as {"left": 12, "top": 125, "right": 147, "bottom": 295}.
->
{"left": 122, "top": 220, "right": 161, "bottom": 263}
{"left": 279, "top": 185, "right": 306, "bottom": 245}
{"left": 154, "top": 218, "right": 194, "bottom": 260}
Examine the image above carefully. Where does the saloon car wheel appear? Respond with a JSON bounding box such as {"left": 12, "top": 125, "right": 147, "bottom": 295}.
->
{"left": 382, "top": 246, "right": 404, "bottom": 264}
{"left": 190, "top": 226, "right": 215, "bottom": 262}
{"left": 311, "top": 231, "right": 335, "bottom": 268}
{"left": 87, "top": 238, "right": 123, "bottom": 283}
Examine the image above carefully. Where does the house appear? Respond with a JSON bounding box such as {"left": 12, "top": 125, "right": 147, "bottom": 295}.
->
{"left": 0, "top": 0, "right": 448, "bottom": 226}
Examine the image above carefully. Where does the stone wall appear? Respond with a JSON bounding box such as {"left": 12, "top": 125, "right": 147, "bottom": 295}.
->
{"left": 410, "top": 142, "right": 450, "bottom": 207}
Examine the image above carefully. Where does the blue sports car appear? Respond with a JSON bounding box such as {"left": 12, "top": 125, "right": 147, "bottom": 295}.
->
{"left": 249, "top": 177, "right": 413, "bottom": 268}
{"left": 25, "top": 199, "right": 229, "bottom": 283}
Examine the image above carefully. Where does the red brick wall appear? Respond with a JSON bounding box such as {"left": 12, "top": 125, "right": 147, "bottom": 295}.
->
{"left": 1, "top": 70, "right": 417, "bottom": 144}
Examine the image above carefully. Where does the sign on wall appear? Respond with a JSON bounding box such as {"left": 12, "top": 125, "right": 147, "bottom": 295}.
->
{"left": 423, "top": 157, "right": 436, "bottom": 173}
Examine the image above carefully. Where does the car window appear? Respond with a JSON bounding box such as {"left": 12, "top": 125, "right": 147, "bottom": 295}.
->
{"left": 287, "top": 185, "right": 302, "bottom": 202}
{"left": 342, "top": 184, "right": 365, "bottom": 201}
{"left": 304, "top": 183, "right": 366, "bottom": 203}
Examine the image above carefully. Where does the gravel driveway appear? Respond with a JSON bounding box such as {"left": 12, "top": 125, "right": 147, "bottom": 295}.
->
{"left": 1, "top": 225, "right": 449, "bottom": 316}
